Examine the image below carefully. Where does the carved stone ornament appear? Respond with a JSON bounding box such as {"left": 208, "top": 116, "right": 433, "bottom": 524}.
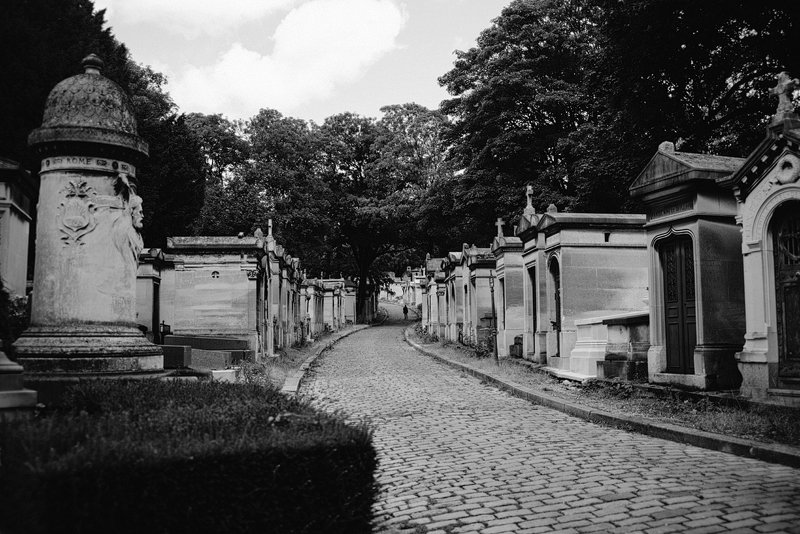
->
{"left": 246, "top": 269, "right": 259, "bottom": 280}
{"left": 58, "top": 179, "right": 97, "bottom": 246}
{"left": 112, "top": 193, "right": 144, "bottom": 268}
{"left": 769, "top": 154, "right": 800, "bottom": 186}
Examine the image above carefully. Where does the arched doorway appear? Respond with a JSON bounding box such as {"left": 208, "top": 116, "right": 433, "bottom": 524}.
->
{"left": 548, "top": 256, "right": 561, "bottom": 356}
{"left": 659, "top": 235, "right": 696, "bottom": 374}
{"left": 772, "top": 201, "right": 800, "bottom": 384}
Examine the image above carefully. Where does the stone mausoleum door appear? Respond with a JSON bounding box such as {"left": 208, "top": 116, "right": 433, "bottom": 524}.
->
{"left": 661, "top": 236, "right": 696, "bottom": 374}
{"left": 773, "top": 202, "right": 800, "bottom": 385}
{"left": 549, "top": 258, "right": 561, "bottom": 356}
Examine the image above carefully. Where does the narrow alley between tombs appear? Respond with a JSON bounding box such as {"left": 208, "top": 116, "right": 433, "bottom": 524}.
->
{"left": 300, "top": 303, "right": 800, "bottom": 534}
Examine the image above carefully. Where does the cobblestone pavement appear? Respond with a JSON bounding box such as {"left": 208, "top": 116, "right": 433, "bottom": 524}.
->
{"left": 300, "top": 306, "right": 800, "bottom": 534}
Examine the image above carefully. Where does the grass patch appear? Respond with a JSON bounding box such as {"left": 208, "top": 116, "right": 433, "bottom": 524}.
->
{"left": 0, "top": 379, "right": 377, "bottom": 534}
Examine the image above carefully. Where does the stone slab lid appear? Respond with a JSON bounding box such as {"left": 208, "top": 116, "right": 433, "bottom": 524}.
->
{"left": 537, "top": 212, "right": 646, "bottom": 234}
{"left": 462, "top": 244, "right": 495, "bottom": 269}
{"left": 166, "top": 235, "right": 260, "bottom": 252}
{"left": 629, "top": 141, "right": 744, "bottom": 198}
{"left": 28, "top": 54, "right": 148, "bottom": 161}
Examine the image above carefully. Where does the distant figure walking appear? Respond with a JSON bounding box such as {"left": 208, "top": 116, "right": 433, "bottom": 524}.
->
{"left": 403, "top": 305, "right": 408, "bottom": 320}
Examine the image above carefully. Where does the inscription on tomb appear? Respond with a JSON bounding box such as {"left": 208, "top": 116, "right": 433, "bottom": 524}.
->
{"left": 44, "top": 156, "right": 134, "bottom": 176}
{"left": 648, "top": 199, "right": 694, "bottom": 221}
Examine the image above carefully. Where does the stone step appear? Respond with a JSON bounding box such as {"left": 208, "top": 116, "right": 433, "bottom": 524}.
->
{"left": 163, "top": 335, "right": 249, "bottom": 351}
{"left": 162, "top": 345, "right": 192, "bottom": 369}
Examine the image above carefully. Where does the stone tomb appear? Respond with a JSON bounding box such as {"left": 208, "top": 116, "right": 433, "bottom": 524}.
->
{"left": 519, "top": 205, "right": 648, "bottom": 379}
{"left": 0, "top": 158, "right": 36, "bottom": 297}
{"left": 491, "top": 219, "right": 525, "bottom": 358}
{"left": 441, "top": 252, "right": 464, "bottom": 343}
{"left": 157, "top": 235, "right": 263, "bottom": 359}
{"left": 722, "top": 74, "right": 800, "bottom": 400}
{"left": 460, "top": 244, "right": 496, "bottom": 348}
{"left": 422, "top": 255, "right": 445, "bottom": 338}
{"left": 630, "top": 142, "right": 745, "bottom": 389}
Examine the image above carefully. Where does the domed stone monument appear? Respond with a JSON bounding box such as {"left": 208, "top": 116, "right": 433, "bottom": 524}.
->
{"left": 14, "top": 54, "right": 163, "bottom": 397}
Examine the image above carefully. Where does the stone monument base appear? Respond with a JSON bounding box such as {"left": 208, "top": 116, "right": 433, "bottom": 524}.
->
{"left": 14, "top": 324, "right": 163, "bottom": 405}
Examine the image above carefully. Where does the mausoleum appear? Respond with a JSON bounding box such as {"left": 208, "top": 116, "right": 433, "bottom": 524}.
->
{"left": 722, "top": 72, "right": 800, "bottom": 400}
{"left": 630, "top": 142, "right": 746, "bottom": 389}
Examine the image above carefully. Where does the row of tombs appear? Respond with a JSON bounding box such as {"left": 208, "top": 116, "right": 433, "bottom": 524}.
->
{"left": 413, "top": 93, "right": 800, "bottom": 405}
{"left": 134, "top": 225, "right": 380, "bottom": 372}
{"left": 0, "top": 54, "right": 385, "bottom": 409}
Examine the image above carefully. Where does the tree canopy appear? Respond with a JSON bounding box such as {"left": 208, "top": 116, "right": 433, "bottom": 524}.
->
{"left": 438, "top": 0, "right": 799, "bottom": 242}
{"left": 1, "top": 0, "right": 207, "bottom": 248}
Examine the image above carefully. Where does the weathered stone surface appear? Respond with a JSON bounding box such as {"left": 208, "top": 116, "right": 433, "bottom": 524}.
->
{"left": 15, "top": 55, "right": 162, "bottom": 386}
{"left": 163, "top": 335, "right": 249, "bottom": 351}
{"left": 162, "top": 345, "right": 192, "bottom": 369}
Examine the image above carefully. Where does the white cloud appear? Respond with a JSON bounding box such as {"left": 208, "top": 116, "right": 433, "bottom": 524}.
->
{"left": 93, "top": 0, "right": 299, "bottom": 38}
{"left": 169, "top": 0, "right": 407, "bottom": 120}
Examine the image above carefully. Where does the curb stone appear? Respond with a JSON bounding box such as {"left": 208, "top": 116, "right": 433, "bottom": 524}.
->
{"left": 404, "top": 328, "right": 800, "bottom": 469}
{"left": 281, "top": 325, "right": 372, "bottom": 396}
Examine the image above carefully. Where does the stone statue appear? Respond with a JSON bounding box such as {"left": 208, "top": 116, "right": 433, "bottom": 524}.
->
{"left": 771, "top": 71, "right": 799, "bottom": 118}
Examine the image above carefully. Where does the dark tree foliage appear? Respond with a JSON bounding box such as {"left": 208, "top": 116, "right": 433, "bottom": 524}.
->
{"left": 0, "top": 0, "right": 129, "bottom": 166}
{"left": 569, "top": 0, "right": 800, "bottom": 214}
{"left": 439, "top": 0, "right": 602, "bottom": 244}
{"left": 438, "top": 0, "right": 799, "bottom": 242}
{"left": 1, "top": 0, "right": 207, "bottom": 248}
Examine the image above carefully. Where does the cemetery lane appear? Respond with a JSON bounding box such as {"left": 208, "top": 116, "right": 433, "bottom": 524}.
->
{"left": 299, "top": 304, "right": 800, "bottom": 534}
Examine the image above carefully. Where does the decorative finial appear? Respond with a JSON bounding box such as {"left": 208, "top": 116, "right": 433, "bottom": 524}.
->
{"left": 267, "top": 219, "right": 273, "bottom": 237}
{"left": 254, "top": 228, "right": 263, "bottom": 238}
{"left": 495, "top": 217, "right": 505, "bottom": 238}
{"left": 82, "top": 54, "right": 104, "bottom": 75}
{"left": 771, "top": 71, "right": 799, "bottom": 122}
{"left": 659, "top": 141, "right": 675, "bottom": 153}
{"left": 547, "top": 204, "right": 558, "bottom": 213}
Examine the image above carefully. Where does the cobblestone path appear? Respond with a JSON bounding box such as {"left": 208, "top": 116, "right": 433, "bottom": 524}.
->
{"left": 300, "top": 306, "right": 800, "bottom": 534}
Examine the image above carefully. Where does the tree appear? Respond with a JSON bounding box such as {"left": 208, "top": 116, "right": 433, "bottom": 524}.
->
{"left": 439, "top": 0, "right": 602, "bottom": 243}
{"left": 185, "top": 113, "right": 249, "bottom": 186}
{"left": 0, "top": 0, "right": 129, "bottom": 165}
{"left": 0, "top": 0, "right": 208, "bottom": 248}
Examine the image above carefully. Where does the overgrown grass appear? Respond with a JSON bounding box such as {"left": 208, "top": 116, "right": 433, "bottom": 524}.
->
{"left": 407, "top": 328, "right": 800, "bottom": 447}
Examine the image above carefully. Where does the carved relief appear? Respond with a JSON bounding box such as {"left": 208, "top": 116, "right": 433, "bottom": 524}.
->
{"left": 112, "top": 192, "right": 144, "bottom": 268}
{"left": 246, "top": 269, "right": 259, "bottom": 280}
{"left": 769, "top": 154, "right": 800, "bottom": 186}
{"left": 58, "top": 179, "right": 97, "bottom": 246}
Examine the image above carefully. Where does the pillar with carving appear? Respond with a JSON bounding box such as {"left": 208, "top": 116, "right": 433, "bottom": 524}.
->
{"left": 14, "top": 55, "right": 163, "bottom": 394}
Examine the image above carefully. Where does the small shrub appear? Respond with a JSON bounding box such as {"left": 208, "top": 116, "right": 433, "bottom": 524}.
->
{"left": 474, "top": 338, "right": 494, "bottom": 359}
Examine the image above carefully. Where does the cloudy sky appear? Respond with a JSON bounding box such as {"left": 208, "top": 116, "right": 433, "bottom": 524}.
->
{"left": 93, "top": 0, "right": 509, "bottom": 124}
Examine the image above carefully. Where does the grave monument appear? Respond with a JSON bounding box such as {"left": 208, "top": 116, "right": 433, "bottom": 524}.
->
{"left": 14, "top": 55, "right": 163, "bottom": 395}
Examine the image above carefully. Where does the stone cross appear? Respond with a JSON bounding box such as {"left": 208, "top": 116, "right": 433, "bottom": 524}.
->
{"left": 771, "top": 71, "right": 799, "bottom": 117}
{"left": 495, "top": 217, "right": 505, "bottom": 238}
{"left": 524, "top": 185, "right": 536, "bottom": 216}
